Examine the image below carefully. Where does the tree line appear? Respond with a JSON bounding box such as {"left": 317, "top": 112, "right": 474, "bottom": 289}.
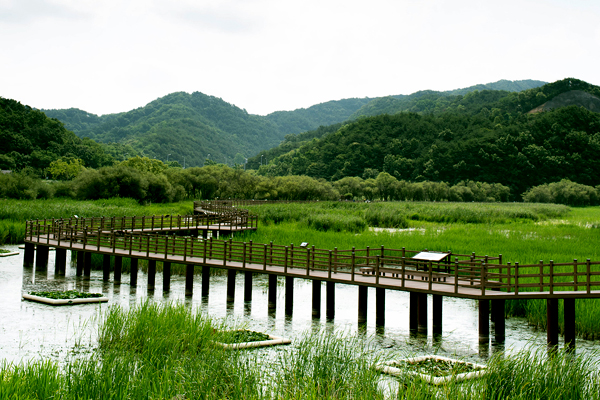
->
{"left": 2, "top": 160, "right": 599, "bottom": 206}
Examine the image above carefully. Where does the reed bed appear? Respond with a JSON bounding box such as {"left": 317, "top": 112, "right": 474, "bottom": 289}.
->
{"left": 1, "top": 302, "right": 599, "bottom": 399}
{"left": 0, "top": 198, "right": 192, "bottom": 244}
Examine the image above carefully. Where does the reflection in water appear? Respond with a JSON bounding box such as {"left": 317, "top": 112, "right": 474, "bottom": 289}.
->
{"left": 2, "top": 245, "right": 599, "bottom": 366}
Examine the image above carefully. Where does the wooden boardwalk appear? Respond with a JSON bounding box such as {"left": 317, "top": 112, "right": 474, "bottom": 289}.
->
{"left": 23, "top": 202, "right": 600, "bottom": 349}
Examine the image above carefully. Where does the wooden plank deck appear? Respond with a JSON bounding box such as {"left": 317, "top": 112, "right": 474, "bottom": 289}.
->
{"left": 30, "top": 236, "right": 600, "bottom": 301}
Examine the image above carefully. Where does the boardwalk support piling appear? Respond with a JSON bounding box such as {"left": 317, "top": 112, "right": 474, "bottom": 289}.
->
{"left": 268, "top": 274, "right": 277, "bottom": 309}
{"left": 75, "top": 250, "right": 84, "bottom": 276}
{"left": 103, "top": 255, "right": 110, "bottom": 281}
{"left": 326, "top": 281, "right": 335, "bottom": 320}
{"left": 114, "top": 256, "right": 122, "bottom": 283}
{"left": 433, "top": 294, "right": 442, "bottom": 336}
{"left": 376, "top": 288, "right": 385, "bottom": 326}
{"left": 185, "top": 264, "right": 194, "bottom": 296}
{"left": 285, "top": 276, "right": 294, "bottom": 315}
{"left": 55, "top": 248, "right": 66, "bottom": 275}
{"left": 564, "top": 298, "right": 576, "bottom": 351}
{"left": 162, "top": 261, "right": 170, "bottom": 292}
{"left": 244, "top": 271, "right": 253, "bottom": 301}
{"left": 148, "top": 259, "right": 156, "bottom": 290}
{"left": 24, "top": 242, "right": 35, "bottom": 267}
{"left": 417, "top": 293, "right": 428, "bottom": 334}
{"left": 358, "top": 286, "right": 368, "bottom": 324}
{"left": 130, "top": 258, "right": 139, "bottom": 286}
{"left": 492, "top": 299, "right": 505, "bottom": 343}
{"left": 547, "top": 298, "right": 559, "bottom": 350}
{"left": 201, "top": 266, "right": 210, "bottom": 297}
{"left": 227, "top": 269, "right": 236, "bottom": 302}
{"left": 36, "top": 245, "right": 50, "bottom": 270}
{"left": 479, "top": 300, "right": 489, "bottom": 343}
{"left": 312, "top": 280, "right": 322, "bottom": 318}
{"left": 409, "top": 292, "right": 418, "bottom": 332}
{"left": 83, "top": 252, "right": 92, "bottom": 278}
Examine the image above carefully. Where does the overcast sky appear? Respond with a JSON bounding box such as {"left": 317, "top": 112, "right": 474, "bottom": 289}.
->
{"left": 2, "top": 0, "right": 599, "bottom": 116}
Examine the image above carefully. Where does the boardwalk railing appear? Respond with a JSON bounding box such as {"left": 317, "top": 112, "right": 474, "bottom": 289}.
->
{"left": 24, "top": 224, "right": 600, "bottom": 298}
{"left": 25, "top": 213, "right": 257, "bottom": 238}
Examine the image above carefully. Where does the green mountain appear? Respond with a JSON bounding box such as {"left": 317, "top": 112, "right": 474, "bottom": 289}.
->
{"left": 43, "top": 79, "right": 546, "bottom": 168}
{"left": 44, "top": 92, "right": 284, "bottom": 168}
{"left": 350, "top": 79, "right": 546, "bottom": 119}
{"left": 254, "top": 78, "right": 600, "bottom": 196}
{"left": 0, "top": 97, "right": 113, "bottom": 173}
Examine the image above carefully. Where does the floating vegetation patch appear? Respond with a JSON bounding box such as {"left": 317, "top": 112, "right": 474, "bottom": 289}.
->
{"left": 28, "top": 290, "right": 104, "bottom": 300}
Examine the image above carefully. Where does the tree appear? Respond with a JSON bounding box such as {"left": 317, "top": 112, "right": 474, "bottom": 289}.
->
{"left": 47, "top": 157, "right": 85, "bottom": 180}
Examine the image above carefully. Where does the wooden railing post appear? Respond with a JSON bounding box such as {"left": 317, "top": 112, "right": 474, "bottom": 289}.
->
{"left": 401, "top": 257, "right": 406, "bottom": 288}
{"left": 574, "top": 259, "right": 578, "bottom": 291}
{"left": 586, "top": 259, "right": 591, "bottom": 294}
{"left": 549, "top": 260, "right": 554, "bottom": 295}
{"left": 515, "top": 262, "right": 519, "bottom": 295}
{"left": 306, "top": 248, "right": 310, "bottom": 276}
{"left": 263, "top": 244, "right": 267, "bottom": 271}
{"left": 284, "top": 246, "right": 289, "bottom": 273}
{"left": 481, "top": 262, "right": 486, "bottom": 296}
{"left": 328, "top": 250, "right": 332, "bottom": 279}
{"left": 243, "top": 242, "right": 247, "bottom": 268}
{"left": 351, "top": 251, "right": 356, "bottom": 282}
{"left": 454, "top": 259, "right": 459, "bottom": 294}
{"left": 223, "top": 241, "right": 227, "bottom": 267}
{"left": 183, "top": 237, "right": 188, "bottom": 262}
{"left": 428, "top": 260, "right": 433, "bottom": 291}
{"left": 375, "top": 255, "right": 380, "bottom": 285}
{"left": 539, "top": 260, "right": 544, "bottom": 291}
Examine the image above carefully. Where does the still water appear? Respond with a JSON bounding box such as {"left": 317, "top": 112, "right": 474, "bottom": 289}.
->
{"left": 1, "top": 244, "right": 598, "bottom": 365}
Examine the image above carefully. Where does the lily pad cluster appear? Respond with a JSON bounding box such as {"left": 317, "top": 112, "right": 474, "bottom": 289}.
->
{"left": 0, "top": 249, "right": 11, "bottom": 254}
{"left": 392, "top": 358, "right": 483, "bottom": 377}
{"left": 29, "top": 290, "right": 104, "bottom": 300}
{"left": 218, "top": 330, "right": 271, "bottom": 344}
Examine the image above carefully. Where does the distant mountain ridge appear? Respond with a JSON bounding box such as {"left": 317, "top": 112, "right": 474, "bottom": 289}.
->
{"left": 42, "top": 79, "right": 547, "bottom": 167}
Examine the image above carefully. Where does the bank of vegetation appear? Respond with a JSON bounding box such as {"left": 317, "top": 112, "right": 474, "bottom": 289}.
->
{"left": 0, "top": 302, "right": 598, "bottom": 399}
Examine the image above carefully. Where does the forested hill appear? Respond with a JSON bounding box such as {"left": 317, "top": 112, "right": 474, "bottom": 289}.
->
{"left": 43, "top": 79, "right": 545, "bottom": 168}
{"left": 349, "top": 79, "right": 546, "bottom": 119}
{"left": 44, "top": 92, "right": 283, "bottom": 168}
{"left": 0, "top": 97, "right": 113, "bottom": 172}
{"left": 254, "top": 78, "right": 600, "bottom": 196}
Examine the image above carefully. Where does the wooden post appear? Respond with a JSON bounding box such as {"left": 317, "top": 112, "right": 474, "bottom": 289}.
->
{"left": 268, "top": 274, "right": 277, "bottom": 310}
{"left": 358, "top": 285, "right": 368, "bottom": 324}
{"left": 148, "top": 259, "right": 156, "bottom": 290}
{"left": 564, "top": 298, "right": 576, "bottom": 351}
{"left": 227, "top": 269, "right": 236, "bottom": 302}
{"left": 417, "top": 293, "right": 427, "bottom": 334}
{"left": 55, "top": 248, "right": 67, "bottom": 275}
{"left": 185, "top": 264, "right": 194, "bottom": 296}
{"left": 547, "top": 298, "right": 559, "bottom": 350}
{"left": 376, "top": 287, "right": 385, "bottom": 326}
{"left": 433, "top": 294, "right": 442, "bottom": 336}
{"left": 162, "top": 261, "right": 170, "bottom": 292}
{"left": 244, "top": 271, "right": 252, "bottom": 301}
{"left": 114, "top": 256, "right": 122, "bottom": 283}
{"left": 75, "top": 250, "right": 84, "bottom": 276}
{"left": 312, "top": 280, "right": 321, "bottom": 318}
{"left": 409, "top": 292, "right": 418, "bottom": 332}
{"left": 202, "top": 265, "right": 210, "bottom": 296}
{"left": 285, "top": 276, "right": 294, "bottom": 315}
{"left": 326, "top": 281, "right": 335, "bottom": 320}
{"left": 479, "top": 299, "right": 489, "bottom": 343}
{"left": 35, "top": 245, "right": 49, "bottom": 270}
{"left": 130, "top": 258, "right": 138, "bottom": 286}
{"left": 103, "top": 254, "right": 111, "bottom": 281}
{"left": 83, "top": 252, "right": 92, "bottom": 278}
{"left": 492, "top": 299, "right": 505, "bottom": 343}
{"left": 24, "top": 242, "right": 35, "bottom": 267}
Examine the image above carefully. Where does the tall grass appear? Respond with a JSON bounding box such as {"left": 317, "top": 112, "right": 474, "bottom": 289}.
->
{"left": 272, "top": 331, "right": 385, "bottom": 399}
{"left": 1, "top": 302, "right": 599, "bottom": 399}
{"left": 0, "top": 198, "right": 193, "bottom": 244}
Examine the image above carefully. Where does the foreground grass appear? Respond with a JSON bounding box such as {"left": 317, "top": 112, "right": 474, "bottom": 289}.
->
{"left": 1, "top": 302, "right": 599, "bottom": 399}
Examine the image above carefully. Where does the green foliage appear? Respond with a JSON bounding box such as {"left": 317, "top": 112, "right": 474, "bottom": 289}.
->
{"left": 0, "top": 97, "right": 114, "bottom": 174}
{"left": 47, "top": 157, "right": 85, "bottom": 180}
{"left": 523, "top": 179, "right": 599, "bottom": 206}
